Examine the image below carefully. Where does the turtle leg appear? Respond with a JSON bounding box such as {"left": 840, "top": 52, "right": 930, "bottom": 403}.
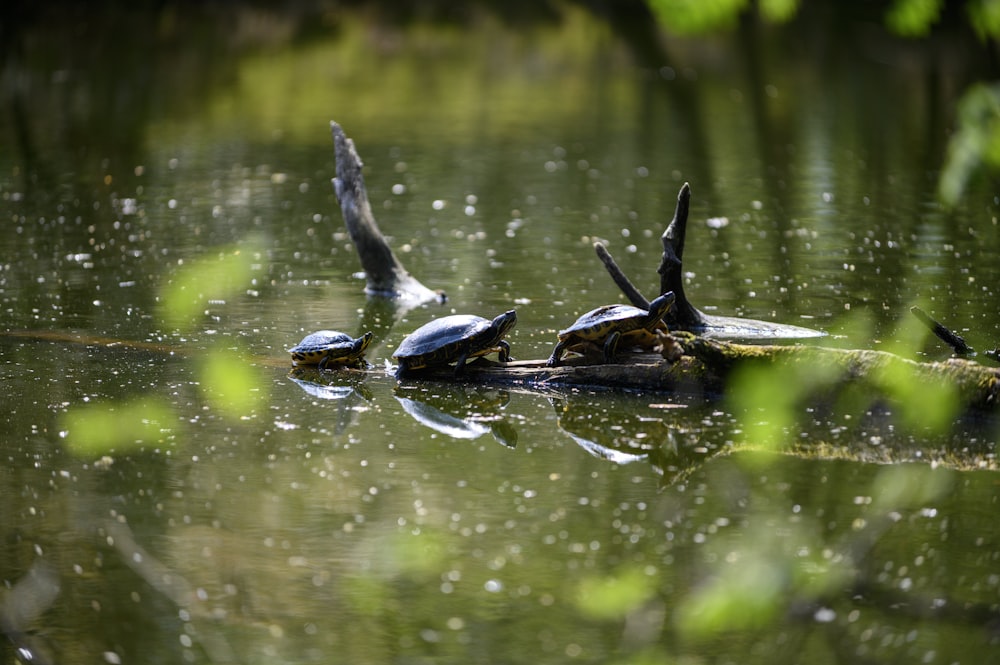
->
{"left": 602, "top": 331, "right": 622, "bottom": 363}
{"left": 318, "top": 355, "right": 331, "bottom": 370}
{"left": 497, "top": 341, "right": 511, "bottom": 363}
{"left": 546, "top": 340, "right": 569, "bottom": 367}
{"left": 453, "top": 351, "right": 471, "bottom": 376}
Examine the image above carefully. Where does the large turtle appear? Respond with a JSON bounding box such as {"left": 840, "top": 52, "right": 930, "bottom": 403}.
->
{"left": 393, "top": 310, "right": 517, "bottom": 377}
{"left": 546, "top": 292, "right": 676, "bottom": 367}
{"left": 289, "top": 330, "right": 373, "bottom": 369}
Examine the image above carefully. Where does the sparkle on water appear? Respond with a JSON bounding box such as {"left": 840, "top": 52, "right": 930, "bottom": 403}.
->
{"left": 1, "top": 4, "right": 999, "bottom": 664}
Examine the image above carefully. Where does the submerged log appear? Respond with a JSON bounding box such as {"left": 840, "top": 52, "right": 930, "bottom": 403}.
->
{"left": 330, "top": 121, "right": 444, "bottom": 304}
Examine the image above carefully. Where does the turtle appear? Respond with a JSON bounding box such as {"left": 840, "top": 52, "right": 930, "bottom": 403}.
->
{"left": 392, "top": 310, "right": 517, "bottom": 377}
{"left": 289, "top": 330, "right": 373, "bottom": 369}
{"left": 546, "top": 291, "right": 676, "bottom": 367}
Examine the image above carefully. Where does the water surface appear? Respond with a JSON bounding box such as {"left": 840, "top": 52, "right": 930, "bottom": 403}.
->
{"left": 2, "top": 5, "right": 999, "bottom": 663}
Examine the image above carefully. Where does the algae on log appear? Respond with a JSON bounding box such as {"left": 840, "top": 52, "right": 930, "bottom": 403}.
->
{"left": 678, "top": 334, "right": 1000, "bottom": 411}
{"left": 330, "top": 121, "right": 443, "bottom": 304}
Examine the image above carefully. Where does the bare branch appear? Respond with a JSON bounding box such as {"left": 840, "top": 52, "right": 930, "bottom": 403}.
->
{"left": 910, "top": 306, "right": 975, "bottom": 356}
{"left": 331, "top": 121, "right": 444, "bottom": 303}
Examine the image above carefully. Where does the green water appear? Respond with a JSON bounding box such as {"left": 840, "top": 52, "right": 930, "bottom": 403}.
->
{"left": 2, "top": 4, "right": 999, "bottom": 664}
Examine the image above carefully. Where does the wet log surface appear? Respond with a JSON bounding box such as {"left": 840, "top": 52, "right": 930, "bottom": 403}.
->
{"left": 400, "top": 354, "right": 719, "bottom": 395}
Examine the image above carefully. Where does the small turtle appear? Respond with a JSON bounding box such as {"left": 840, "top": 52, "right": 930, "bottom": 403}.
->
{"left": 546, "top": 292, "right": 676, "bottom": 367}
{"left": 289, "top": 330, "right": 373, "bottom": 369}
{"left": 392, "top": 310, "right": 517, "bottom": 377}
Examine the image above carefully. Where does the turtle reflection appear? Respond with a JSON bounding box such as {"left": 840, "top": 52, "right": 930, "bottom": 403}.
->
{"left": 395, "top": 385, "right": 518, "bottom": 448}
{"left": 552, "top": 395, "right": 712, "bottom": 481}
{"left": 288, "top": 367, "right": 373, "bottom": 401}
{"left": 287, "top": 368, "right": 373, "bottom": 435}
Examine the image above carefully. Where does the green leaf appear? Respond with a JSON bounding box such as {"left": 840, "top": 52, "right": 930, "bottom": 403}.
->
{"left": 159, "top": 244, "right": 259, "bottom": 333}
{"left": 938, "top": 82, "right": 1000, "bottom": 205}
{"left": 968, "top": 0, "right": 1000, "bottom": 40}
{"left": 872, "top": 464, "right": 953, "bottom": 511}
{"left": 885, "top": 0, "right": 944, "bottom": 36}
{"left": 674, "top": 557, "right": 784, "bottom": 638}
{"left": 871, "top": 308, "right": 961, "bottom": 433}
{"left": 728, "top": 353, "right": 841, "bottom": 453}
{"left": 62, "top": 398, "right": 173, "bottom": 457}
{"left": 759, "top": 0, "right": 800, "bottom": 23}
{"left": 646, "top": 0, "right": 749, "bottom": 35}
{"left": 576, "top": 567, "right": 657, "bottom": 620}
{"left": 198, "top": 346, "right": 266, "bottom": 419}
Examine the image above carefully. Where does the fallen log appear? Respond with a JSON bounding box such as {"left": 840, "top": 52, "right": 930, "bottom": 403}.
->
{"left": 382, "top": 334, "right": 1000, "bottom": 413}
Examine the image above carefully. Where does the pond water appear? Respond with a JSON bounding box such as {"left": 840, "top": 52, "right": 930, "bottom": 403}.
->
{"left": 2, "top": 4, "right": 1000, "bottom": 664}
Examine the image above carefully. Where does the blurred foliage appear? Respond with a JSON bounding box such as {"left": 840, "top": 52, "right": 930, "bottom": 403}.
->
{"left": 871, "top": 463, "right": 953, "bottom": 511}
{"left": 968, "top": 0, "right": 1000, "bottom": 38}
{"left": 728, "top": 355, "right": 843, "bottom": 454}
{"left": 641, "top": 0, "right": 1000, "bottom": 205}
{"left": 869, "top": 309, "right": 961, "bottom": 432}
{"left": 674, "top": 551, "right": 787, "bottom": 638}
{"left": 576, "top": 566, "right": 657, "bottom": 620}
{"left": 758, "top": 0, "right": 800, "bottom": 22}
{"left": 646, "top": 0, "right": 799, "bottom": 34}
{"left": 673, "top": 456, "right": 954, "bottom": 640}
{"left": 158, "top": 240, "right": 262, "bottom": 334}
{"left": 885, "top": 0, "right": 945, "bottom": 36}
{"left": 198, "top": 346, "right": 266, "bottom": 419}
{"left": 62, "top": 398, "right": 173, "bottom": 456}
{"left": 879, "top": 0, "right": 1000, "bottom": 204}
{"left": 939, "top": 82, "right": 1000, "bottom": 206}
{"left": 61, "top": 238, "right": 269, "bottom": 455}
{"left": 644, "top": 0, "right": 1000, "bottom": 38}
{"left": 164, "top": 238, "right": 268, "bottom": 419}
{"left": 728, "top": 304, "right": 967, "bottom": 460}
{"left": 646, "top": 0, "right": 749, "bottom": 33}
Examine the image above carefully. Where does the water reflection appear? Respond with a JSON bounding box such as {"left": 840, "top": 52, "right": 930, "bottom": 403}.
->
{"left": 551, "top": 393, "right": 727, "bottom": 486}
{"left": 287, "top": 368, "right": 373, "bottom": 401}
{"left": 287, "top": 368, "right": 373, "bottom": 435}
{"left": 0, "top": 560, "right": 60, "bottom": 665}
{"left": 552, "top": 395, "right": 674, "bottom": 465}
{"left": 394, "top": 384, "right": 518, "bottom": 447}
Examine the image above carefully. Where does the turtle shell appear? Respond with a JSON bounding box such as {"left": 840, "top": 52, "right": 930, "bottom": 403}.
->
{"left": 393, "top": 310, "right": 516, "bottom": 374}
{"left": 560, "top": 304, "right": 650, "bottom": 339}
{"left": 547, "top": 292, "right": 675, "bottom": 367}
{"left": 289, "top": 330, "right": 373, "bottom": 368}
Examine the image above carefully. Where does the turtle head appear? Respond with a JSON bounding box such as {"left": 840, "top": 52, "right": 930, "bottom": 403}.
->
{"left": 648, "top": 292, "right": 676, "bottom": 320}
{"left": 492, "top": 310, "right": 518, "bottom": 339}
{"left": 355, "top": 331, "right": 374, "bottom": 354}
